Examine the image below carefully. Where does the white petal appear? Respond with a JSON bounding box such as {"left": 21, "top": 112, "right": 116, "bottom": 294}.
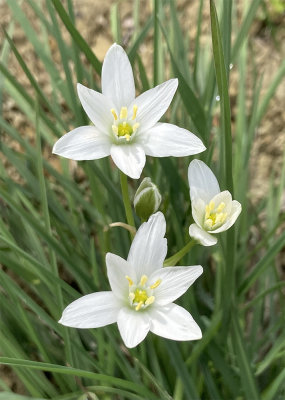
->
{"left": 191, "top": 198, "right": 206, "bottom": 228}
{"left": 110, "top": 144, "right": 146, "bottom": 179}
{"left": 127, "top": 212, "right": 167, "bottom": 279}
{"left": 211, "top": 200, "right": 242, "bottom": 233}
{"left": 106, "top": 253, "right": 133, "bottom": 301}
{"left": 101, "top": 43, "right": 135, "bottom": 110}
{"left": 211, "top": 191, "right": 232, "bottom": 214}
{"left": 53, "top": 126, "right": 111, "bottom": 160}
{"left": 59, "top": 292, "right": 119, "bottom": 328}
{"left": 150, "top": 303, "right": 202, "bottom": 341}
{"left": 130, "top": 79, "right": 178, "bottom": 131}
{"left": 117, "top": 307, "right": 150, "bottom": 348}
{"left": 188, "top": 160, "right": 220, "bottom": 203}
{"left": 189, "top": 223, "right": 217, "bottom": 246}
{"left": 150, "top": 265, "right": 203, "bottom": 306}
{"left": 141, "top": 123, "right": 206, "bottom": 157}
{"left": 77, "top": 83, "right": 114, "bottom": 132}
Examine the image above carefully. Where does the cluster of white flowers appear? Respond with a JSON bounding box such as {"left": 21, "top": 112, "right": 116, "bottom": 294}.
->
{"left": 54, "top": 44, "right": 241, "bottom": 348}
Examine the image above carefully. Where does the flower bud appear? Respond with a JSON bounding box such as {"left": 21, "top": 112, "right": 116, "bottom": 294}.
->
{"left": 134, "top": 177, "right": 162, "bottom": 221}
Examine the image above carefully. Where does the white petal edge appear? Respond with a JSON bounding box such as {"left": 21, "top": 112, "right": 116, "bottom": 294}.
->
{"left": 117, "top": 307, "right": 150, "bottom": 348}
{"left": 129, "top": 79, "right": 178, "bottom": 131}
{"left": 189, "top": 223, "right": 217, "bottom": 246}
{"left": 210, "top": 200, "right": 242, "bottom": 233}
{"left": 110, "top": 144, "right": 146, "bottom": 179}
{"left": 59, "top": 292, "right": 119, "bottom": 328}
{"left": 141, "top": 123, "right": 206, "bottom": 157}
{"left": 77, "top": 83, "right": 114, "bottom": 132}
{"left": 52, "top": 126, "right": 111, "bottom": 161}
{"left": 150, "top": 303, "right": 202, "bottom": 341}
{"left": 127, "top": 212, "right": 167, "bottom": 280}
{"left": 150, "top": 265, "right": 203, "bottom": 306}
{"left": 101, "top": 43, "right": 135, "bottom": 110}
{"left": 191, "top": 198, "right": 206, "bottom": 228}
{"left": 188, "top": 160, "right": 220, "bottom": 203}
{"left": 106, "top": 253, "right": 133, "bottom": 301}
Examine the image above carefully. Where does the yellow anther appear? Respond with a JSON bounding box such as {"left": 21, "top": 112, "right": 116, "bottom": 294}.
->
{"left": 132, "top": 123, "right": 140, "bottom": 132}
{"left": 112, "top": 125, "right": 118, "bottom": 135}
{"left": 205, "top": 200, "right": 215, "bottom": 219}
{"left": 125, "top": 134, "right": 130, "bottom": 141}
{"left": 140, "top": 275, "right": 148, "bottom": 286}
{"left": 129, "top": 292, "right": 135, "bottom": 301}
{"left": 205, "top": 219, "right": 214, "bottom": 229}
{"left": 120, "top": 107, "right": 128, "bottom": 119}
{"left": 132, "top": 104, "right": 138, "bottom": 120}
{"left": 111, "top": 109, "right": 118, "bottom": 120}
{"left": 217, "top": 202, "right": 226, "bottom": 213}
{"left": 150, "top": 279, "right": 161, "bottom": 289}
{"left": 145, "top": 296, "right": 155, "bottom": 306}
{"left": 123, "top": 121, "right": 127, "bottom": 127}
{"left": 135, "top": 301, "right": 143, "bottom": 311}
{"left": 125, "top": 276, "right": 133, "bottom": 287}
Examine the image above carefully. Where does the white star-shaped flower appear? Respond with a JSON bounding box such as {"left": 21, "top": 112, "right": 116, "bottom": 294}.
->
{"left": 53, "top": 43, "right": 206, "bottom": 179}
{"left": 188, "top": 160, "right": 242, "bottom": 246}
{"left": 59, "top": 212, "right": 203, "bottom": 348}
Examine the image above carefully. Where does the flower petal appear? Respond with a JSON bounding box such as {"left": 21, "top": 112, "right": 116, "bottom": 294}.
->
{"left": 211, "top": 200, "right": 242, "bottom": 233}
{"left": 77, "top": 83, "right": 114, "bottom": 132}
{"left": 211, "top": 190, "right": 232, "bottom": 214}
{"left": 189, "top": 223, "right": 217, "bottom": 246}
{"left": 191, "top": 198, "right": 206, "bottom": 228}
{"left": 130, "top": 79, "right": 178, "bottom": 131}
{"left": 150, "top": 303, "right": 202, "bottom": 341}
{"left": 127, "top": 212, "right": 167, "bottom": 279}
{"left": 117, "top": 307, "right": 150, "bottom": 348}
{"left": 59, "top": 292, "right": 119, "bottom": 328}
{"left": 52, "top": 126, "right": 111, "bottom": 160}
{"left": 106, "top": 253, "right": 133, "bottom": 301}
{"left": 110, "top": 144, "right": 146, "bottom": 179}
{"left": 149, "top": 265, "right": 203, "bottom": 306}
{"left": 141, "top": 123, "right": 206, "bottom": 157}
{"left": 188, "top": 160, "right": 220, "bottom": 203}
{"left": 101, "top": 43, "right": 135, "bottom": 110}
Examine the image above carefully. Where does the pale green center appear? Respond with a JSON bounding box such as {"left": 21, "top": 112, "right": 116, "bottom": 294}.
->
{"left": 204, "top": 200, "right": 227, "bottom": 230}
{"left": 125, "top": 274, "right": 161, "bottom": 311}
{"left": 111, "top": 105, "right": 139, "bottom": 142}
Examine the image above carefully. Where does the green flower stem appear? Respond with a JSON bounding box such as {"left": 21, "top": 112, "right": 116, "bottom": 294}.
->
{"left": 120, "top": 171, "right": 135, "bottom": 240}
{"left": 164, "top": 240, "right": 196, "bottom": 267}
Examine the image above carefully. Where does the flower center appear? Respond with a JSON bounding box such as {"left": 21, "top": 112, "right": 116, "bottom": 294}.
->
{"left": 111, "top": 105, "right": 140, "bottom": 142}
{"left": 125, "top": 274, "right": 161, "bottom": 311}
{"left": 204, "top": 200, "right": 227, "bottom": 230}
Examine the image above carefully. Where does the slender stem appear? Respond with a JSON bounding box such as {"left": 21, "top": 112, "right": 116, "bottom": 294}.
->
{"left": 164, "top": 240, "right": 196, "bottom": 267}
{"left": 119, "top": 171, "right": 135, "bottom": 240}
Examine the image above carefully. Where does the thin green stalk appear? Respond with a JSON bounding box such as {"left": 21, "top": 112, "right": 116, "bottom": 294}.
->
{"left": 35, "top": 100, "right": 75, "bottom": 376}
{"left": 164, "top": 240, "right": 196, "bottom": 266}
{"left": 120, "top": 171, "right": 135, "bottom": 239}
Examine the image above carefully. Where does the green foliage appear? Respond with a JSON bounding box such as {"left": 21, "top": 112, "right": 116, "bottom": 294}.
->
{"left": 0, "top": 0, "right": 284, "bottom": 399}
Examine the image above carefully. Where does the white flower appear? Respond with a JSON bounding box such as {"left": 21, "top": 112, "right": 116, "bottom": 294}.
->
{"left": 188, "top": 160, "right": 242, "bottom": 246}
{"left": 53, "top": 43, "right": 206, "bottom": 179}
{"left": 59, "top": 212, "right": 203, "bottom": 348}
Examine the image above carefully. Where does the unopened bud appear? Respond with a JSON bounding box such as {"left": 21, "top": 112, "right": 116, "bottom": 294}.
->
{"left": 134, "top": 177, "right": 162, "bottom": 221}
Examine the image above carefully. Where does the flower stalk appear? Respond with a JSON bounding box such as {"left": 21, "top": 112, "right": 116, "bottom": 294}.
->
{"left": 164, "top": 240, "right": 196, "bottom": 267}
{"left": 120, "top": 171, "right": 135, "bottom": 239}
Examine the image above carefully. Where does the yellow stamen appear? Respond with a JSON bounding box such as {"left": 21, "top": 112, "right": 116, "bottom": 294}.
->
{"left": 125, "top": 134, "right": 130, "bottom": 141}
{"left": 125, "top": 275, "right": 133, "bottom": 286}
{"left": 132, "top": 105, "right": 138, "bottom": 120}
{"left": 129, "top": 292, "right": 135, "bottom": 301}
{"left": 132, "top": 122, "right": 140, "bottom": 132}
{"left": 135, "top": 301, "right": 143, "bottom": 311}
{"left": 140, "top": 275, "right": 148, "bottom": 286}
{"left": 205, "top": 200, "right": 215, "bottom": 219}
{"left": 217, "top": 202, "right": 226, "bottom": 213}
{"left": 145, "top": 296, "right": 155, "bottom": 306}
{"left": 150, "top": 279, "right": 161, "bottom": 289}
{"left": 120, "top": 107, "right": 128, "bottom": 119}
{"left": 111, "top": 109, "right": 118, "bottom": 120}
{"left": 112, "top": 125, "right": 118, "bottom": 135}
